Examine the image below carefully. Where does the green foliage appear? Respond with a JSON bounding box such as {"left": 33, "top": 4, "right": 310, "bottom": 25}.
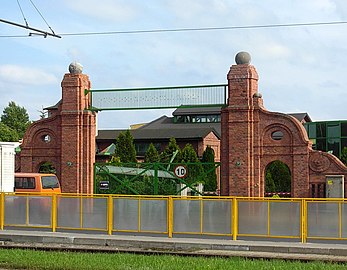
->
{"left": 265, "top": 160, "right": 291, "bottom": 193}
{"left": 1, "top": 101, "right": 31, "bottom": 139}
{"left": 96, "top": 171, "right": 176, "bottom": 195}
{"left": 114, "top": 130, "right": 137, "bottom": 163}
{"left": 160, "top": 138, "right": 181, "bottom": 163}
{"left": 201, "top": 146, "right": 217, "bottom": 191}
{"left": 0, "top": 122, "right": 19, "bottom": 141}
{"left": 144, "top": 143, "right": 159, "bottom": 163}
{"left": 341, "top": 147, "right": 347, "bottom": 166}
{"left": 109, "top": 155, "right": 121, "bottom": 165}
{"left": 38, "top": 162, "right": 57, "bottom": 174}
{"left": 265, "top": 170, "right": 276, "bottom": 193}
{"left": 181, "top": 143, "right": 203, "bottom": 185}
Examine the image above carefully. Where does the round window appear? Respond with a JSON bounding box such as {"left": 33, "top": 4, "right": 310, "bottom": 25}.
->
{"left": 42, "top": 134, "right": 51, "bottom": 143}
{"left": 271, "top": 131, "right": 283, "bottom": 140}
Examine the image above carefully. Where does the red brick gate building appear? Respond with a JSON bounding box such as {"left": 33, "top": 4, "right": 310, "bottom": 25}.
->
{"left": 17, "top": 54, "right": 347, "bottom": 197}
{"left": 19, "top": 63, "right": 96, "bottom": 193}
{"left": 220, "top": 52, "right": 347, "bottom": 197}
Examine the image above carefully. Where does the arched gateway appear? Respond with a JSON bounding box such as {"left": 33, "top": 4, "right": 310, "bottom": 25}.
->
{"left": 17, "top": 53, "right": 347, "bottom": 196}
{"left": 220, "top": 52, "right": 347, "bottom": 197}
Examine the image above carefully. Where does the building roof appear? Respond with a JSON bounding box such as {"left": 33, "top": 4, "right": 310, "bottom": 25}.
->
{"left": 287, "top": 113, "right": 312, "bottom": 123}
{"left": 96, "top": 108, "right": 310, "bottom": 142}
{"left": 44, "top": 100, "right": 62, "bottom": 111}
{"left": 173, "top": 106, "right": 222, "bottom": 116}
{"left": 97, "top": 126, "right": 219, "bottom": 141}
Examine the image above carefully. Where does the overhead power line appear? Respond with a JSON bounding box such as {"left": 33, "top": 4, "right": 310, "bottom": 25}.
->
{"left": 1, "top": 20, "right": 347, "bottom": 38}
{"left": 0, "top": 0, "right": 60, "bottom": 38}
{"left": 0, "top": 18, "right": 61, "bottom": 38}
{"left": 59, "top": 21, "right": 347, "bottom": 37}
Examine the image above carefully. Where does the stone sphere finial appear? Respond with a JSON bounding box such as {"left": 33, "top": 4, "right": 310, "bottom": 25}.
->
{"left": 235, "top": 51, "right": 251, "bottom": 65}
{"left": 68, "top": 62, "right": 83, "bottom": 75}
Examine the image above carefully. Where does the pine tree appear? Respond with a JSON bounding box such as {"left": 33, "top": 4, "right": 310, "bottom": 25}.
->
{"left": 181, "top": 143, "right": 203, "bottom": 184}
{"left": 114, "top": 130, "right": 137, "bottom": 163}
{"left": 201, "top": 146, "right": 217, "bottom": 191}
{"left": 160, "top": 138, "right": 181, "bottom": 163}
{"left": 144, "top": 143, "right": 159, "bottom": 163}
{"left": 265, "top": 161, "right": 291, "bottom": 193}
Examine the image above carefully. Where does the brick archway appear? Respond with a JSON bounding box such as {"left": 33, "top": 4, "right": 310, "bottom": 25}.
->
{"left": 221, "top": 53, "right": 347, "bottom": 197}
{"left": 19, "top": 66, "right": 96, "bottom": 193}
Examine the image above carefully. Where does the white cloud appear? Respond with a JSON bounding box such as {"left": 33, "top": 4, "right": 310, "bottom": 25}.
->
{"left": 0, "top": 65, "right": 58, "bottom": 86}
{"left": 63, "top": 0, "right": 138, "bottom": 23}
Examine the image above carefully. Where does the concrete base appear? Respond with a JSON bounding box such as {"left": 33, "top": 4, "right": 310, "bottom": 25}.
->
{"left": 0, "top": 230, "right": 347, "bottom": 262}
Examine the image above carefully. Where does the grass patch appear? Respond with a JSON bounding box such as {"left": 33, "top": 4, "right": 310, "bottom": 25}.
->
{"left": 0, "top": 249, "right": 345, "bottom": 270}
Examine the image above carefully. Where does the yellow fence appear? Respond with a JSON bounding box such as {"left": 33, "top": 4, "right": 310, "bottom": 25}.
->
{"left": 1, "top": 193, "right": 347, "bottom": 243}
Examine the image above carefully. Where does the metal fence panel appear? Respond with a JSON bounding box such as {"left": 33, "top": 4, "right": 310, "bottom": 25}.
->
{"left": 82, "top": 197, "right": 107, "bottom": 230}
{"left": 140, "top": 199, "right": 167, "bottom": 233}
{"left": 238, "top": 201, "right": 268, "bottom": 235}
{"left": 270, "top": 201, "right": 300, "bottom": 237}
{"left": 202, "top": 200, "right": 232, "bottom": 235}
{"left": 113, "top": 198, "right": 138, "bottom": 231}
{"left": 4, "top": 196, "right": 26, "bottom": 225}
{"left": 342, "top": 203, "right": 347, "bottom": 238}
{"left": 307, "top": 202, "right": 339, "bottom": 238}
{"left": 57, "top": 197, "right": 81, "bottom": 228}
{"left": 173, "top": 199, "right": 200, "bottom": 233}
{"left": 28, "top": 196, "right": 51, "bottom": 226}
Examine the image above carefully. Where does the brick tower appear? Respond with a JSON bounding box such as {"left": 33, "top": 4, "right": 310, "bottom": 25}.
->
{"left": 60, "top": 63, "right": 96, "bottom": 193}
{"left": 20, "top": 63, "right": 96, "bottom": 193}
{"left": 221, "top": 52, "right": 261, "bottom": 196}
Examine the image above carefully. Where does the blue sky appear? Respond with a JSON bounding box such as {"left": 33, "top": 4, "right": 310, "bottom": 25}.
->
{"left": 0, "top": 0, "right": 346, "bottom": 129}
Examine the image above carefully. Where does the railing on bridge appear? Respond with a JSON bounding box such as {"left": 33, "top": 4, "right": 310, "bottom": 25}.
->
{"left": 1, "top": 193, "right": 346, "bottom": 243}
{"left": 85, "top": 84, "right": 228, "bottom": 111}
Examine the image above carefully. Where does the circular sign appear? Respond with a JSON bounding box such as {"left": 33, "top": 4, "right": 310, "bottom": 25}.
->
{"left": 174, "top": 165, "right": 187, "bottom": 178}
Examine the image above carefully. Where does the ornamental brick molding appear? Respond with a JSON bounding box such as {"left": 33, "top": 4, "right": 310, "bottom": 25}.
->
{"left": 220, "top": 52, "right": 347, "bottom": 198}
{"left": 309, "top": 152, "right": 331, "bottom": 172}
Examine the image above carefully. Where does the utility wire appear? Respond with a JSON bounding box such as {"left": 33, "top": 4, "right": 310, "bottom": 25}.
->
{"left": 1, "top": 20, "right": 347, "bottom": 38}
{"left": 0, "top": 0, "right": 59, "bottom": 38}
{"left": 59, "top": 21, "right": 347, "bottom": 37}
{"left": 16, "top": 0, "right": 28, "bottom": 27}
{"left": 28, "top": 0, "right": 56, "bottom": 35}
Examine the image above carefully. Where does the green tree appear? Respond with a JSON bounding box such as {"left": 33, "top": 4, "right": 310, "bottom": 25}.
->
{"left": 160, "top": 138, "right": 181, "bottom": 163}
{"left": 201, "top": 146, "right": 217, "bottom": 191}
{"left": 341, "top": 147, "right": 347, "bottom": 166}
{"left": 0, "top": 122, "right": 19, "bottom": 141}
{"left": 114, "top": 130, "right": 137, "bottom": 163}
{"left": 265, "top": 160, "right": 291, "bottom": 193}
{"left": 1, "top": 101, "right": 31, "bottom": 139}
{"left": 144, "top": 143, "right": 159, "bottom": 163}
{"left": 181, "top": 143, "right": 203, "bottom": 185}
{"left": 265, "top": 170, "right": 276, "bottom": 193}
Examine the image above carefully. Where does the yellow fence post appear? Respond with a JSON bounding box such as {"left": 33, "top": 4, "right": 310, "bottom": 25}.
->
{"left": 232, "top": 197, "right": 238, "bottom": 241}
{"left": 168, "top": 196, "right": 173, "bottom": 238}
{"left": 26, "top": 196, "right": 29, "bottom": 226}
{"left": 301, "top": 199, "right": 307, "bottom": 243}
{"left": 0, "top": 193, "right": 4, "bottom": 230}
{"left": 51, "top": 194, "right": 57, "bottom": 232}
{"left": 339, "top": 201, "right": 342, "bottom": 239}
{"left": 107, "top": 195, "right": 113, "bottom": 235}
{"left": 267, "top": 200, "right": 271, "bottom": 237}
